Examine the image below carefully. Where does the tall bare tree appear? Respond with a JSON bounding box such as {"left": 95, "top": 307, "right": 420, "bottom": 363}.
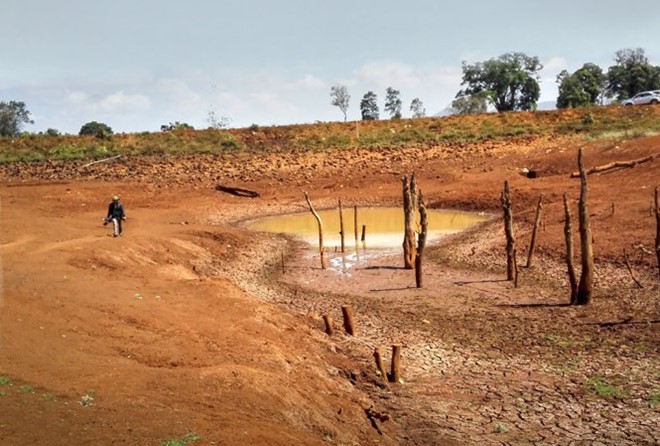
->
{"left": 402, "top": 174, "right": 418, "bottom": 269}
{"left": 330, "top": 85, "right": 350, "bottom": 122}
{"left": 576, "top": 149, "right": 594, "bottom": 305}
{"left": 501, "top": 180, "right": 516, "bottom": 281}
{"left": 415, "top": 191, "right": 428, "bottom": 288}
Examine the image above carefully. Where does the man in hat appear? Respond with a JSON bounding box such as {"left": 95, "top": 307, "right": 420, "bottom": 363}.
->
{"left": 104, "top": 195, "right": 126, "bottom": 237}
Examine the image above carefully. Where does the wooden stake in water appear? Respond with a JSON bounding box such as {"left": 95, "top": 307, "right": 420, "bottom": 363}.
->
{"left": 303, "top": 190, "right": 326, "bottom": 270}
{"left": 339, "top": 199, "right": 345, "bottom": 253}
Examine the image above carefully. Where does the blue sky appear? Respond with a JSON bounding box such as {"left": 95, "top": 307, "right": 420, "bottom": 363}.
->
{"left": 2, "top": 0, "right": 659, "bottom": 133}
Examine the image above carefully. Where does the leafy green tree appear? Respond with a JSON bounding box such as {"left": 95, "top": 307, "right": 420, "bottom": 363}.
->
{"left": 451, "top": 91, "right": 490, "bottom": 115}
{"left": 384, "top": 87, "right": 402, "bottom": 119}
{"left": 360, "top": 91, "right": 379, "bottom": 120}
{"left": 0, "top": 101, "right": 34, "bottom": 136}
{"left": 556, "top": 63, "right": 606, "bottom": 108}
{"left": 606, "top": 48, "right": 660, "bottom": 100}
{"left": 79, "top": 121, "right": 113, "bottom": 137}
{"left": 409, "top": 98, "right": 426, "bottom": 118}
{"left": 457, "top": 52, "right": 543, "bottom": 112}
{"left": 45, "top": 128, "right": 60, "bottom": 136}
{"left": 330, "top": 85, "right": 350, "bottom": 122}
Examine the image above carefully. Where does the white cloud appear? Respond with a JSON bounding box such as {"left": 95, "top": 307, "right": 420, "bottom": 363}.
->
{"left": 98, "top": 91, "right": 151, "bottom": 111}
{"left": 287, "top": 74, "right": 326, "bottom": 90}
{"left": 154, "top": 79, "right": 202, "bottom": 109}
{"left": 352, "top": 61, "right": 419, "bottom": 89}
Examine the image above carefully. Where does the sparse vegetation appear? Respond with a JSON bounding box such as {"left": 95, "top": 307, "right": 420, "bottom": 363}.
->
{"left": 585, "top": 377, "right": 626, "bottom": 399}
{"left": 1, "top": 106, "right": 659, "bottom": 163}
{"left": 160, "top": 433, "right": 200, "bottom": 446}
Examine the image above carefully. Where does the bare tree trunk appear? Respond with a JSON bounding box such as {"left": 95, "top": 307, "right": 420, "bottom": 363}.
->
{"left": 563, "top": 194, "right": 579, "bottom": 304}
{"left": 501, "top": 180, "right": 516, "bottom": 281}
{"left": 577, "top": 149, "right": 594, "bottom": 305}
{"left": 526, "top": 194, "right": 543, "bottom": 268}
{"left": 415, "top": 191, "right": 428, "bottom": 288}
{"left": 402, "top": 174, "right": 418, "bottom": 269}
{"left": 655, "top": 186, "right": 660, "bottom": 282}
{"left": 354, "top": 205, "right": 359, "bottom": 250}
{"left": 389, "top": 345, "right": 402, "bottom": 383}
{"left": 303, "top": 190, "right": 326, "bottom": 270}
{"left": 338, "top": 199, "right": 345, "bottom": 253}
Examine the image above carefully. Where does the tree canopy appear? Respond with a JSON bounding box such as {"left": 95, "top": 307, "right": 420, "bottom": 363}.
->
{"left": 79, "top": 121, "right": 113, "bottom": 137}
{"left": 330, "top": 85, "right": 350, "bottom": 122}
{"left": 606, "top": 48, "right": 660, "bottom": 100}
{"left": 409, "top": 98, "right": 426, "bottom": 118}
{"left": 456, "top": 52, "right": 543, "bottom": 112}
{"left": 360, "top": 91, "right": 379, "bottom": 121}
{"left": 556, "top": 63, "right": 605, "bottom": 108}
{"left": 384, "top": 87, "right": 402, "bottom": 119}
{"left": 0, "top": 101, "right": 34, "bottom": 136}
{"left": 451, "top": 92, "right": 489, "bottom": 115}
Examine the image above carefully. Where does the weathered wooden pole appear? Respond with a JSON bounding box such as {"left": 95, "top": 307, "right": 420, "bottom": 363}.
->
{"left": 354, "top": 205, "right": 359, "bottom": 249}
{"left": 415, "top": 191, "right": 428, "bottom": 288}
{"left": 513, "top": 248, "right": 519, "bottom": 288}
{"left": 322, "top": 314, "right": 334, "bottom": 335}
{"left": 361, "top": 225, "right": 366, "bottom": 243}
{"left": 281, "top": 251, "right": 285, "bottom": 274}
{"left": 402, "top": 174, "right": 418, "bottom": 269}
{"left": 303, "top": 190, "right": 326, "bottom": 270}
{"left": 389, "top": 345, "right": 402, "bottom": 383}
{"left": 577, "top": 148, "right": 594, "bottom": 305}
{"left": 373, "top": 347, "right": 388, "bottom": 385}
{"left": 338, "top": 199, "right": 345, "bottom": 253}
{"left": 526, "top": 194, "right": 543, "bottom": 268}
{"left": 501, "top": 180, "right": 516, "bottom": 281}
{"left": 563, "top": 194, "right": 579, "bottom": 304}
{"left": 655, "top": 186, "right": 660, "bottom": 282}
{"left": 341, "top": 305, "right": 355, "bottom": 336}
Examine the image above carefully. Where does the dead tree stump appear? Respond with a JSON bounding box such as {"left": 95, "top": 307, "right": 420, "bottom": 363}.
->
{"left": 322, "top": 314, "right": 334, "bottom": 335}
{"left": 303, "top": 190, "right": 326, "bottom": 270}
{"left": 402, "top": 174, "right": 418, "bottom": 269}
{"left": 373, "top": 348, "right": 388, "bottom": 385}
{"left": 563, "top": 194, "right": 579, "bottom": 304}
{"left": 415, "top": 191, "right": 428, "bottom": 288}
{"left": 501, "top": 180, "right": 516, "bottom": 281}
{"left": 577, "top": 148, "right": 594, "bottom": 305}
{"left": 341, "top": 305, "right": 355, "bottom": 336}
{"left": 389, "top": 345, "right": 402, "bottom": 383}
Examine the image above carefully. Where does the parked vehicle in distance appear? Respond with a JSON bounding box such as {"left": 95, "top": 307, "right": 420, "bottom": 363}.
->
{"left": 621, "top": 90, "right": 660, "bottom": 106}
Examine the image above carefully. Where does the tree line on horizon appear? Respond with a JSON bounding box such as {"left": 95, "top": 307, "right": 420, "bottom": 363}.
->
{"left": 330, "top": 47, "right": 660, "bottom": 120}
{"left": 1, "top": 48, "right": 659, "bottom": 137}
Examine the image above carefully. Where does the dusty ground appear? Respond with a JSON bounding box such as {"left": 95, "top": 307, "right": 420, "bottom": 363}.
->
{"left": 0, "top": 131, "right": 658, "bottom": 445}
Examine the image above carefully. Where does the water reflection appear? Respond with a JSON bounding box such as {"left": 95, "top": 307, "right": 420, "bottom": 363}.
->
{"left": 246, "top": 207, "right": 485, "bottom": 249}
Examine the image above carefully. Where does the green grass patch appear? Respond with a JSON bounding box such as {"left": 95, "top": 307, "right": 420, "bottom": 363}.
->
{"left": 584, "top": 377, "right": 626, "bottom": 399}
{"left": 0, "top": 376, "right": 10, "bottom": 385}
{"left": 648, "top": 393, "right": 660, "bottom": 406}
{"left": 18, "top": 385, "right": 34, "bottom": 394}
{"left": 160, "top": 433, "right": 201, "bottom": 446}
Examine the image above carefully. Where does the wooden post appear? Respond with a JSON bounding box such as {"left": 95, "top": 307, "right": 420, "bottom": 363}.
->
{"left": 341, "top": 305, "right": 355, "bottom": 336}
{"left": 526, "top": 194, "right": 543, "bottom": 268}
{"left": 501, "top": 180, "right": 516, "bottom": 281}
{"left": 402, "top": 174, "right": 418, "bottom": 269}
{"left": 577, "top": 148, "right": 594, "bottom": 305}
{"left": 415, "top": 191, "right": 428, "bottom": 288}
{"left": 563, "top": 194, "right": 579, "bottom": 304}
{"left": 354, "top": 205, "right": 359, "bottom": 249}
{"left": 281, "top": 251, "right": 285, "bottom": 274}
{"left": 373, "top": 348, "right": 388, "bottom": 384}
{"left": 338, "top": 199, "right": 345, "bottom": 254}
{"left": 361, "top": 225, "right": 366, "bottom": 243}
{"left": 655, "top": 186, "right": 660, "bottom": 282}
{"left": 322, "top": 314, "right": 334, "bottom": 335}
{"left": 389, "top": 345, "right": 401, "bottom": 383}
{"left": 611, "top": 202, "right": 615, "bottom": 216}
{"left": 303, "top": 190, "right": 326, "bottom": 270}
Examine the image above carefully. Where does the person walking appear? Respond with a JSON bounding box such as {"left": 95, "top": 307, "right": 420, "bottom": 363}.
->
{"left": 104, "top": 195, "right": 126, "bottom": 237}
